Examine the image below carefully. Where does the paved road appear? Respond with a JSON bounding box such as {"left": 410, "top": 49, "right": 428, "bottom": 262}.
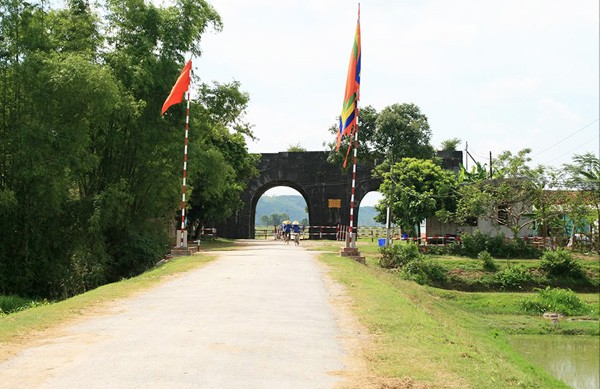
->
{"left": 0, "top": 240, "right": 352, "bottom": 388}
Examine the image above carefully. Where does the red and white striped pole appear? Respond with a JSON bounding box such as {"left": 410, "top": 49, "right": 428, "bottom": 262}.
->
{"left": 179, "top": 90, "right": 191, "bottom": 247}
{"left": 347, "top": 107, "right": 359, "bottom": 248}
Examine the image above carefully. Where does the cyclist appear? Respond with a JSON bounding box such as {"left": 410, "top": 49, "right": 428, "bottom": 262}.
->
{"left": 292, "top": 221, "right": 301, "bottom": 246}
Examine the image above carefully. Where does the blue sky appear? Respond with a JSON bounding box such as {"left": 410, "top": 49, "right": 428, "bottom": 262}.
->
{"left": 194, "top": 0, "right": 599, "bottom": 204}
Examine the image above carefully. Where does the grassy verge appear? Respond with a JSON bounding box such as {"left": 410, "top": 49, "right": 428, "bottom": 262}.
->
{"left": 310, "top": 241, "right": 586, "bottom": 388}
{"left": 0, "top": 239, "right": 234, "bottom": 345}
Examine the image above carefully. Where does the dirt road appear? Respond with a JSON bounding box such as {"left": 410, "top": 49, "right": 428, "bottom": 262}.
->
{"left": 0, "top": 240, "right": 366, "bottom": 388}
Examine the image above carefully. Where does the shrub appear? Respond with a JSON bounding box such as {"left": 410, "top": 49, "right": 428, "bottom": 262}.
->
{"left": 448, "top": 242, "right": 463, "bottom": 256}
{"left": 0, "top": 295, "right": 47, "bottom": 315}
{"left": 540, "top": 249, "right": 585, "bottom": 278}
{"left": 495, "top": 265, "right": 532, "bottom": 290}
{"left": 402, "top": 257, "right": 447, "bottom": 285}
{"left": 460, "top": 231, "right": 542, "bottom": 259}
{"left": 460, "top": 231, "right": 488, "bottom": 257}
{"left": 520, "top": 287, "right": 590, "bottom": 316}
{"left": 506, "top": 238, "right": 543, "bottom": 259}
{"left": 478, "top": 250, "right": 498, "bottom": 272}
{"left": 379, "top": 243, "right": 447, "bottom": 285}
{"left": 425, "top": 245, "right": 451, "bottom": 256}
{"left": 485, "top": 234, "right": 506, "bottom": 257}
{"left": 379, "top": 242, "right": 422, "bottom": 269}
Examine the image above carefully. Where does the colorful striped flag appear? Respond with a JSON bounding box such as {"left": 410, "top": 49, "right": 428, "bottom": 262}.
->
{"left": 336, "top": 8, "right": 361, "bottom": 151}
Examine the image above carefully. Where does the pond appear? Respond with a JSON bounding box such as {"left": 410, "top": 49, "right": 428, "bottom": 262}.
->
{"left": 511, "top": 335, "right": 599, "bottom": 389}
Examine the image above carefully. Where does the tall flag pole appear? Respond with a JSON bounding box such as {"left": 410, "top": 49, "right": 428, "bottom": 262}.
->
{"left": 336, "top": 5, "right": 361, "bottom": 248}
{"left": 179, "top": 91, "right": 191, "bottom": 247}
{"left": 162, "top": 60, "right": 192, "bottom": 247}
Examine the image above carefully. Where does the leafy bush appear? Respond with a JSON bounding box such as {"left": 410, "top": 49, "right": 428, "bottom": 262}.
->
{"left": 478, "top": 250, "right": 498, "bottom": 272}
{"left": 459, "top": 231, "right": 542, "bottom": 259}
{"left": 402, "top": 258, "right": 447, "bottom": 285}
{"left": 495, "top": 265, "right": 532, "bottom": 290}
{"left": 0, "top": 295, "right": 47, "bottom": 315}
{"left": 485, "top": 234, "right": 506, "bottom": 257}
{"left": 521, "top": 287, "right": 590, "bottom": 316}
{"left": 448, "top": 242, "right": 463, "bottom": 256}
{"left": 379, "top": 242, "right": 447, "bottom": 285}
{"left": 540, "top": 249, "right": 585, "bottom": 278}
{"left": 506, "top": 238, "right": 543, "bottom": 259}
{"left": 379, "top": 242, "right": 422, "bottom": 268}
{"left": 460, "top": 231, "right": 488, "bottom": 257}
{"left": 425, "top": 245, "right": 451, "bottom": 255}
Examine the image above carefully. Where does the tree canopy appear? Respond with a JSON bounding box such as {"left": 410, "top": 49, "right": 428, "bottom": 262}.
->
{"left": 374, "top": 158, "right": 457, "bottom": 236}
{"left": 0, "top": 0, "right": 256, "bottom": 298}
{"left": 440, "top": 138, "right": 461, "bottom": 152}
{"left": 326, "top": 103, "right": 435, "bottom": 166}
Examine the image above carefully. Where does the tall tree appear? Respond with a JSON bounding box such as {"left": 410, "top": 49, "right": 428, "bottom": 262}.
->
{"left": 454, "top": 149, "right": 546, "bottom": 238}
{"left": 0, "top": 0, "right": 259, "bottom": 298}
{"left": 186, "top": 81, "right": 258, "bottom": 238}
{"left": 562, "top": 153, "right": 600, "bottom": 249}
{"left": 326, "top": 103, "right": 435, "bottom": 166}
{"left": 374, "top": 158, "right": 457, "bottom": 236}
{"left": 372, "top": 103, "right": 435, "bottom": 162}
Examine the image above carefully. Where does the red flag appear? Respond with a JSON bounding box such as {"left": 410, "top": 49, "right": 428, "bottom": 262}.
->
{"left": 161, "top": 60, "right": 192, "bottom": 115}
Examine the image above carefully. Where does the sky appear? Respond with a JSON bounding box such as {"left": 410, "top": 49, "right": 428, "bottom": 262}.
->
{"left": 47, "top": 0, "right": 595, "bottom": 205}
{"left": 192, "top": 0, "right": 599, "bottom": 204}
{"left": 47, "top": 0, "right": 600, "bottom": 205}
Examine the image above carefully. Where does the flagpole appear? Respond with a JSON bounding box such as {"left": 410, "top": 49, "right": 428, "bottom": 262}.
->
{"left": 346, "top": 3, "right": 360, "bottom": 249}
{"left": 347, "top": 107, "right": 359, "bottom": 248}
{"left": 179, "top": 90, "right": 191, "bottom": 247}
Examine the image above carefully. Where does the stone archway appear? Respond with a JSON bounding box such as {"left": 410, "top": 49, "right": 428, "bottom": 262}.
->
{"left": 216, "top": 151, "right": 380, "bottom": 239}
{"left": 215, "top": 150, "right": 463, "bottom": 239}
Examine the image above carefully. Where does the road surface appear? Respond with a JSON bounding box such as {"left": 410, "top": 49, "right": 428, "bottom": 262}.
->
{"left": 0, "top": 240, "right": 365, "bottom": 388}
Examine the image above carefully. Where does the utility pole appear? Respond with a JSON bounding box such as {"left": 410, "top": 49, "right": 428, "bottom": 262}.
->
{"left": 489, "top": 151, "right": 493, "bottom": 178}
{"left": 465, "top": 142, "right": 468, "bottom": 171}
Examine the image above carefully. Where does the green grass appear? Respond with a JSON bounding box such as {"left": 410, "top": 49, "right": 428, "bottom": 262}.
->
{"left": 316, "top": 249, "right": 567, "bottom": 388}
{"left": 309, "top": 240, "right": 598, "bottom": 387}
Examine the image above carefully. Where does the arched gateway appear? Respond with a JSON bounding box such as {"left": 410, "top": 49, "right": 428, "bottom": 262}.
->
{"left": 216, "top": 151, "right": 380, "bottom": 239}
{"left": 215, "top": 150, "right": 463, "bottom": 239}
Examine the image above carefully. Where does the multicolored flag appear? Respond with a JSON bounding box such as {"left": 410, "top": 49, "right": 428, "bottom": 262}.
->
{"left": 336, "top": 8, "right": 361, "bottom": 151}
{"left": 161, "top": 60, "right": 192, "bottom": 115}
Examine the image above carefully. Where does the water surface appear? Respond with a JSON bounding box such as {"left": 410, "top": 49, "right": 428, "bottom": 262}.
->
{"left": 511, "top": 335, "right": 599, "bottom": 389}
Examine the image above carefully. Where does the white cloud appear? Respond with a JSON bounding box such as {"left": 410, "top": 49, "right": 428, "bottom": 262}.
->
{"left": 192, "top": 0, "right": 598, "bottom": 171}
{"left": 478, "top": 77, "right": 541, "bottom": 101}
{"left": 536, "top": 98, "right": 581, "bottom": 126}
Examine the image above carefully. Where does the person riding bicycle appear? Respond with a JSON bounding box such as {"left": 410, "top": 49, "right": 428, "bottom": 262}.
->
{"left": 283, "top": 221, "right": 292, "bottom": 244}
{"left": 292, "top": 221, "right": 301, "bottom": 246}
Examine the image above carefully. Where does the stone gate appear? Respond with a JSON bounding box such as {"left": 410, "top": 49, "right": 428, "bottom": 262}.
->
{"left": 216, "top": 151, "right": 380, "bottom": 239}
{"left": 216, "top": 150, "right": 463, "bottom": 239}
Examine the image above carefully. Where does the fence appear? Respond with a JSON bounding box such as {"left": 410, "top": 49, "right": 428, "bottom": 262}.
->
{"left": 254, "top": 225, "right": 399, "bottom": 241}
{"left": 253, "top": 225, "right": 343, "bottom": 240}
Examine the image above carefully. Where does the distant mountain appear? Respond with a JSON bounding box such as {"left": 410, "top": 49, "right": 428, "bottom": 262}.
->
{"left": 255, "top": 195, "right": 383, "bottom": 226}
{"left": 256, "top": 195, "right": 308, "bottom": 224}
{"left": 358, "top": 206, "right": 384, "bottom": 227}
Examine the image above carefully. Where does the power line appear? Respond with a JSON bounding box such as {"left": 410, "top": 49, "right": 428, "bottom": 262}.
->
{"left": 533, "top": 118, "right": 599, "bottom": 158}
{"left": 544, "top": 135, "right": 599, "bottom": 164}
{"left": 468, "top": 148, "right": 490, "bottom": 159}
